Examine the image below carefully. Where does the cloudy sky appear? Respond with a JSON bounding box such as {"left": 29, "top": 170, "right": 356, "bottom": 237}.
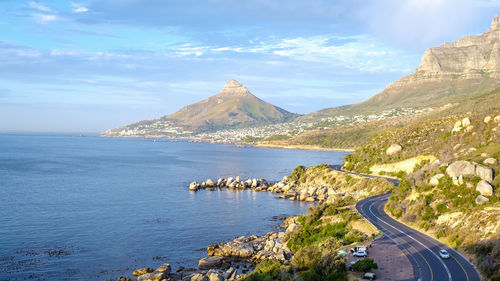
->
{"left": 0, "top": 0, "right": 498, "bottom": 132}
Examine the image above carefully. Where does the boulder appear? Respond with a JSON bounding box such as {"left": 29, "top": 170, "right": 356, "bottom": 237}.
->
{"left": 208, "top": 272, "right": 222, "bottom": 281}
{"left": 205, "top": 179, "right": 215, "bottom": 187}
{"left": 386, "top": 144, "right": 402, "bottom": 156}
{"left": 475, "top": 195, "right": 490, "bottom": 204}
{"left": 494, "top": 115, "right": 500, "bottom": 123}
{"left": 189, "top": 182, "right": 200, "bottom": 191}
{"left": 476, "top": 180, "right": 494, "bottom": 196}
{"left": 476, "top": 164, "right": 494, "bottom": 182}
{"left": 484, "top": 116, "right": 492, "bottom": 123}
{"left": 137, "top": 272, "right": 165, "bottom": 281}
{"left": 191, "top": 273, "right": 207, "bottom": 281}
{"left": 198, "top": 257, "right": 225, "bottom": 270}
{"left": 446, "top": 161, "right": 476, "bottom": 178}
{"left": 484, "top": 158, "right": 498, "bottom": 165}
{"left": 133, "top": 268, "right": 154, "bottom": 276}
{"left": 462, "top": 117, "right": 471, "bottom": 127}
{"left": 155, "top": 264, "right": 171, "bottom": 274}
{"left": 465, "top": 125, "right": 474, "bottom": 133}
{"left": 429, "top": 174, "right": 445, "bottom": 186}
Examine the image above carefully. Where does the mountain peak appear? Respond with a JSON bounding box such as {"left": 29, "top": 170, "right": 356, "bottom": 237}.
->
{"left": 218, "top": 79, "right": 252, "bottom": 97}
{"left": 492, "top": 15, "right": 500, "bottom": 30}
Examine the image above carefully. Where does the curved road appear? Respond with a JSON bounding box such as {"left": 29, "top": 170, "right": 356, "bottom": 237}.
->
{"left": 356, "top": 192, "right": 481, "bottom": 281}
{"left": 329, "top": 165, "right": 481, "bottom": 281}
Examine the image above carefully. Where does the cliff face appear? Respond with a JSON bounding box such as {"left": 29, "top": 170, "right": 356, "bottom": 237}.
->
{"left": 408, "top": 15, "right": 500, "bottom": 80}
{"left": 301, "top": 16, "right": 500, "bottom": 119}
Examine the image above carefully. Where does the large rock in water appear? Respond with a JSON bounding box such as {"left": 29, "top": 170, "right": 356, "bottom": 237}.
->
{"left": 137, "top": 272, "right": 165, "bottom": 281}
{"left": 446, "top": 161, "right": 476, "bottom": 178}
{"left": 133, "top": 268, "right": 154, "bottom": 276}
{"left": 476, "top": 180, "right": 494, "bottom": 196}
{"left": 386, "top": 144, "right": 402, "bottom": 156}
{"left": 198, "top": 256, "right": 225, "bottom": 270}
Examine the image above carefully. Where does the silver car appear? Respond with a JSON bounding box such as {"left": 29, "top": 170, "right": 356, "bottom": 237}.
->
{"left": 439, "top": 249, "right": 450, "bottom": 259}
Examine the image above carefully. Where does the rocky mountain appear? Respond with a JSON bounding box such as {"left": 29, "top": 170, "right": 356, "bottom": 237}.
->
{"left": 102, "top": 80, "right": 298, "bottom": 137}
{"left": 302, "top": 15, "right": 500, "bottom": 120}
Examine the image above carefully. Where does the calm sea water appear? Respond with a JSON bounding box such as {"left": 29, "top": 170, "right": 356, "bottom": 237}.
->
{"left": 0, "top": 133, "right": 348, "bottom": 280}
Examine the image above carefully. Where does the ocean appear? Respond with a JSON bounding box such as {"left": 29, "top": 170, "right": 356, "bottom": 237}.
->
{"left": 0, "top": 133, "right": 348, "bottom": 280}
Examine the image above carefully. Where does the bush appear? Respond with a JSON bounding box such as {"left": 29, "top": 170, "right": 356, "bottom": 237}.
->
{"left": 290, "top": 165, "right": 307, "bottom": 182}
{"left": 243, "top": 260, "right": 292, "bottom": 281}
{"left": 312, "top": 252, "right": 346, "bottom": 277}
{"left": 351, "top": 258, "right": 378, "bottom": 272}
{"left": 291, "top": 246, "right": 322, "bottom": 269}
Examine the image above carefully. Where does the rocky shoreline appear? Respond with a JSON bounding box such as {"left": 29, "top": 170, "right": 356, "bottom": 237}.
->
{"left": 117, "top": 215, "right": 299, "bottom": 281}
{"left": 189, "top": 175, "right": 346, "bottom": 204}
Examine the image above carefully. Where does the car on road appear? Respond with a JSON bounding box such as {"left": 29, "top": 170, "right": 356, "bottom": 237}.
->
{"left": 439, "top": 249, "right": 450, "bottom": 259}
{"left": 353, "top": 250, "right": 368, "bottom": 257}
{"left": 362, "top": 272, "right": 376, "bottom": 279}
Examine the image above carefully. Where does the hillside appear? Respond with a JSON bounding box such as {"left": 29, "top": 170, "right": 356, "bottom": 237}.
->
{"left": 102, "top": 80, "right": 298, "bottom": 137}
{"left": 300, "top": 15, "right": 500, "bottom": 121}
{"left": 343, "top": 109, "right": 500, "bottom": 279}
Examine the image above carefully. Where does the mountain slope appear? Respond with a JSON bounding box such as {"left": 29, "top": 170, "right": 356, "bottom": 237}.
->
{"left": 164, "top": 80, "right": 296, "bottom": 131}
{"left": 102, "top": 80, "right": 298, "bottom": 137}
{"left": 301, "top": 15, "right": 500, "bottom": 120}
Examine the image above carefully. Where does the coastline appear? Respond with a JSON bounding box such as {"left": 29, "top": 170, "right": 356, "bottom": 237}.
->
{"left": 253, "top": 143, "right": 355, "bottom": 152}
{"left": 99, "top": 134, "right": 355, "bottom": 152}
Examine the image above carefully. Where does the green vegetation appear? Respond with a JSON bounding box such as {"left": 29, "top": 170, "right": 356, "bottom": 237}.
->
{"left": 350, "top": 258, "right": 378, "bottom": 272}
{"left": 344, "top": 108, "right": 500, "bottom": 279}
{"left": 241, "top": 202, "right": 371, "bottom": 281}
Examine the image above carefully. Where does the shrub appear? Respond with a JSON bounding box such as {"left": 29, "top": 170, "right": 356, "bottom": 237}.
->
{"left": 291, "top": 246, "right": 322, "bottom": 269}
{"left": 290, "top": 165, "right": 307, "bottom": 182}
{"left": 351, "top": 258, "right": 378, "bottom": 272}
{"left": 243, "top": 260, "right": 292, "bottom": 281}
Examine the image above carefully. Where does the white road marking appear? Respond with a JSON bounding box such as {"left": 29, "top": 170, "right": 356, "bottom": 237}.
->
{"left": 368, "top": 200, "right": 452, "bottom": 281}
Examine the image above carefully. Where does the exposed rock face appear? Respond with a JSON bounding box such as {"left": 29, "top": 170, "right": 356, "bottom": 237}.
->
{"left": 476, "top": 180, "right": 494, "bottom": 196}
{"left": 386, "top": 144, "right": 402, "bottom": 156}
{"left": 415, "top": 16, "right": 500, "bottom": 79}
{"left": 357, "top": 16, "right": 500, "bottom": 111}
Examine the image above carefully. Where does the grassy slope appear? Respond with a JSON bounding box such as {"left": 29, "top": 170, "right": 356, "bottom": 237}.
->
{"left": 264, "top": 87, "right": 500, "bottom": 150}
{"left": 239, "top": 166, "right": 394, "bottom": 281}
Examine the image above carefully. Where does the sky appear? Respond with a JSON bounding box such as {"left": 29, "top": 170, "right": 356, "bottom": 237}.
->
{"left": 0, "top": 0, "right": 499, "bottom": 133}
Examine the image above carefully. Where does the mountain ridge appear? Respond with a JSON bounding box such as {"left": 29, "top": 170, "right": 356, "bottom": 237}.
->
{"left": 102, "top": 80, "right": 298, "bottom": 137}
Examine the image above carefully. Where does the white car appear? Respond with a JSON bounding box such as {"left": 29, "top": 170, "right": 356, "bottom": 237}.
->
{"left": 439, "top": 249, "right": 450, "bottom": 259}
{"left": 353, "top": 250, "right": 368, "bottom": 257}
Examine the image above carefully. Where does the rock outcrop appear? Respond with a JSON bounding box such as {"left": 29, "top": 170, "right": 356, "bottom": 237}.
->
{"left": 446, "top": 160, "right": 495, "bottom": 183}
{"left": 476, "top": 180, "right": 494, "bottom": 196}
{"left": 206, "top": 232, "right": 291, "bottom": 263}
{"left": 386, "top": 144, "right": 402, "bottom": 156}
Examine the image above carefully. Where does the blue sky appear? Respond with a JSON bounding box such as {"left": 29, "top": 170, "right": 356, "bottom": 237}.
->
{"left": 0, "top": 0, "right": 499, "bottom": 132}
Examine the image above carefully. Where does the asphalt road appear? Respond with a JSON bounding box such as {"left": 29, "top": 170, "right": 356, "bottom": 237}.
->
{"left": 356, "top": 193, "right": 481, "bottom": 281}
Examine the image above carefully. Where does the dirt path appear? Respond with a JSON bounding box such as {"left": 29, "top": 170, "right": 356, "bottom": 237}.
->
{"left": 347, "top": 235, "right": 415, "bottom": 281}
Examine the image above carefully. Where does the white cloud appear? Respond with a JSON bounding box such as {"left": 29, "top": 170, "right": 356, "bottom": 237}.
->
{"left": 71, "top": 3, "right": 89, "bottom": 13}
{"left": 28, "top": 2, "right": 51, "bottom": 12}
{"left": 73, "top": 7, "right": 88, "bottom": 13}
{"left": 33, "top": 13, "right": 57, "bottom": 24}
